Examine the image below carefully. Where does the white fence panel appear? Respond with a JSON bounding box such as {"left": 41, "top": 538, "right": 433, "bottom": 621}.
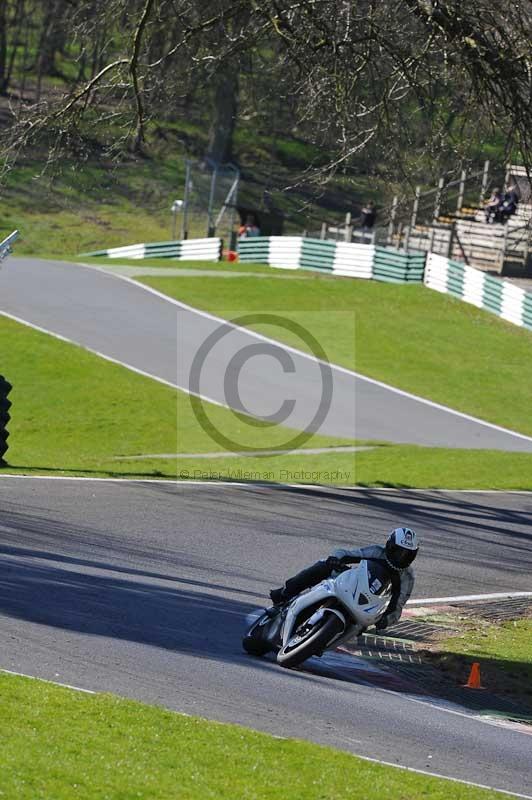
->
{"left": 269, "top": 236, "right": 302, "bottom": 269}
{"left": 180, "top": 238, "right": 221, "bottom": 260}
{"left": 500, "top": 282, "right": 525, "bottom": 326}
{"left": 462, "top": 265, "right": 486, "bottom": 307}
{"left": 106, "top": 243, "right": 146, "bottom": 259}
{"left": 424, "top": 253, "right": 450, "bottom": 293}
{"left": 333, "top": 242, "right": 374, "bottom": 278}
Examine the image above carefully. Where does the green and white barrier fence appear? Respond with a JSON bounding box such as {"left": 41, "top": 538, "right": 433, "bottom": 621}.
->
{"left": 424, "top": 253, "right": 532, "bottom": 330}
{"left": 238, "top": 236, "right": 424, "bottom": 283}
{"left": 82, "top": 237, "right": 223, "bottom": 261}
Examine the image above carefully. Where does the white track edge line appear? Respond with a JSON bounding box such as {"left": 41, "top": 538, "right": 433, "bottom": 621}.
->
{"left": 0, "top": 669, "right": 527, "bottom": 797}
{"left": 1, "top": 668, "right": 95, "bottom": 693}
{"left": 75, "top": 259, "right": 532, "bottom": 446}
{"left": 408, "top": 591, "right": 532, "bottom": 605}
{"left": 346, "top": 751, "right": 532, "bottom": 799}
{"left": 0, "top": 474, "right": 531, "bottom": 494}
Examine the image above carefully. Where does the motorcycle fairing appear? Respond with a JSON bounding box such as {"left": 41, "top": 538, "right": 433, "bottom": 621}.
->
{"left": 281, "top": 561, "right": 390, "bottom": 647}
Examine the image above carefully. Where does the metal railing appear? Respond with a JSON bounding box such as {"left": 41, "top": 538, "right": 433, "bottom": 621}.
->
{"left": 0, "top": 230, "right": 19, "bottom": 263}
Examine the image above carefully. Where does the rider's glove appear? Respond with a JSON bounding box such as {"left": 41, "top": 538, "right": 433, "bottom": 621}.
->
{"left": 375, "top": 616, "right": 389, "bottom": 631}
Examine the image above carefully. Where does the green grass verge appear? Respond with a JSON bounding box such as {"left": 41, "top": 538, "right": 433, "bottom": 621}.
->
{"left": 429, "top": 618, "right": 532, "bottom": 703}
{"left": 0, "top": 313, "right": 361, "bottom": 480}
{"left": 0, "top": 672, "right": 512, "bottom": 800}
{"left": 3, "top": 311, "right": 532, "bottom": 487}
{"left": 174, "top": 447, "right": 532, "bottom": 489}
{"left": 137, "top": 272, "right": 532, "bottom": 438}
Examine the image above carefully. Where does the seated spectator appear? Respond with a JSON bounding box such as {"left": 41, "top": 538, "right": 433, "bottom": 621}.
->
{"left": 484, "top": 187, "right": 503, "bottom": 223}
{"left": 239, "top": 214, "right": 261, "bottom": 238}
{"left": 360, "top": 200, "right": 377, "bottom": 232}
{"left": 499, "top": 184, "right": 520, "bottom": 222}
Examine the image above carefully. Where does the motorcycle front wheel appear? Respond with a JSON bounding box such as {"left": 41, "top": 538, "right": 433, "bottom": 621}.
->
{"left": 277, "top": 612, "right": 344, "bottom": 668}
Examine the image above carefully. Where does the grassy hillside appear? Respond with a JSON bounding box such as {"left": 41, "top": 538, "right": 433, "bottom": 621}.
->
{"left": 0, "top": 120, "right": 381, "bottom": 259}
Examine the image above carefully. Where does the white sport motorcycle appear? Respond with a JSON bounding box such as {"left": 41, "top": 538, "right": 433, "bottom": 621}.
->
{"left": 243, "top": 558, "right": 392, "bottom": 668}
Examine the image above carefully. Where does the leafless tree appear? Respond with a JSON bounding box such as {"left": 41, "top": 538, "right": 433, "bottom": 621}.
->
{"left": 0, "top": 0, "right": 530, "bottom": 180}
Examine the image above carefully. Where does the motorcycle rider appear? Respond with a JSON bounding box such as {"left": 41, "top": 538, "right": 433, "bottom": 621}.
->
{"left": 268, "top": 527, "right": 419, "bottom": 631}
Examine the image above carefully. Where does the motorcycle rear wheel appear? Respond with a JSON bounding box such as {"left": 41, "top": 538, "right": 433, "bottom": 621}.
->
{"left": 277, "top": 612, "right": 344, "bottom": 668}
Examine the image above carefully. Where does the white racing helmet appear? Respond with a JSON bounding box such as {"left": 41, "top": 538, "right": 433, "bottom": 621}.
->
{"left": 385, "top": 527, "right": 419, "bottom": 569}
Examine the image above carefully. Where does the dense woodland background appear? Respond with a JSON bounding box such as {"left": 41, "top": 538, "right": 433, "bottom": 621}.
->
{"left": 0, "top": 1, "right": 531, "bottom": 250}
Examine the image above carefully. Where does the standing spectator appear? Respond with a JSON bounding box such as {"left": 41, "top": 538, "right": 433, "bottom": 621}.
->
{"left": 360, "top": 200, "right": 377, "bottom": 234}
{"left": 484, "top": 187, "right": 503, "bottom": 223}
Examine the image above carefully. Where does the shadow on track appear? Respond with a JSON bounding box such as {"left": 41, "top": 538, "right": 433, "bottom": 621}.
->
{"left": 219, "top": 482, "right": 532, "bottom": 577}
{"left": 0, "top": 546, "right": 266, "bottom": 667}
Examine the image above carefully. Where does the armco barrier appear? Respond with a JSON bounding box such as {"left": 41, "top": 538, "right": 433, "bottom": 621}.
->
{"left": 238, "top": 237, "right": 417, "bottom": 283}
{"left": 81, "top": 237, "right": 223, "bottom": 261}
{"left": 424, "top": 253, "right": 532, "bottom": 330}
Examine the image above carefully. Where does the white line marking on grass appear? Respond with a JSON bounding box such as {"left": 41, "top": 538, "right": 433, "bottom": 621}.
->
{"left": 74, "top": 259, "right": 532, "bottom": 447}
{"left": 114, "top": 445, "right": 374, "bottom": 460}
{"left": 1, "top": 668, "right": 95, "bottom": 694}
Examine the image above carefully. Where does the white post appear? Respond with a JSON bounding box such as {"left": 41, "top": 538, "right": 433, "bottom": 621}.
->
{"left": 433, "top": 177, "right": 445, "bottom": 222}
{"left": 345, "top": 211, "right": 352, "bottom": 242}
{"left": 479, "top": 159, "right": 490, "bottom": 207}
{"left": 428, "top": 226, "right": 436, "bottom": 254}
{"left": 388, "top": 196, "right": 398, "bottom": 245}
{"left": 499, "top": 220, "right": 509, "bottom": 273}
{"left": 403, "top": 225, "right": 411, "bottom": 252}
{"left": 207, "top": 166, "right": 218, "bottom": 237}
{"left": 181, "top": 160, "right": 191, "bottom": 240}
{"left": 456, "top": 169, "right": 467, "bottom": 213}
{"left": 411, "top": 187, "right": 421, "bottom": 229}
{"left": 504, "top": 162, "right": 511, "bottom": 189}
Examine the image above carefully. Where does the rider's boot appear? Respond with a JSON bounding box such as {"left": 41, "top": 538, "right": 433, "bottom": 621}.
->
{"left": 265, "top": 587, "right": 288, "bottom": 617}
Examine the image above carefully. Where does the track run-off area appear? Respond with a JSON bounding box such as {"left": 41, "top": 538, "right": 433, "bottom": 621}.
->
{"left": 0, "top": 477, "right": 531, "bottom": 797}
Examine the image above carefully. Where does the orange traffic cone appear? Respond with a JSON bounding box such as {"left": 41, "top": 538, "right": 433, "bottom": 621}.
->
{"left": 463, "top": 662, "right": 484, "bottom": 689}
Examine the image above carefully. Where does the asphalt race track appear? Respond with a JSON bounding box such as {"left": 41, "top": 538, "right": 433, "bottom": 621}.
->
{"left": 2, "top": 257, "right": 532, "bottom": 451}
{"left": 1, "top": 477, "right": 531, "bottom": 796}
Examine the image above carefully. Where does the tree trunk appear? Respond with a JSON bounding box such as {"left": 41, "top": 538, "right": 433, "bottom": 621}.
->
{"left": 38, "top": 0, "right": 68, "bottom": 78}
{"left": 206, "top": 61, "right": 239, "bottom": 165}
{"left": 0, "top": 2, "right": 7, "bottom": 94}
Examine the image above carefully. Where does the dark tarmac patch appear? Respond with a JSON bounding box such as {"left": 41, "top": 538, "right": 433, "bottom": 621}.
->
{"left": 453, "top": 596, "right": 532, "bottom": 622}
